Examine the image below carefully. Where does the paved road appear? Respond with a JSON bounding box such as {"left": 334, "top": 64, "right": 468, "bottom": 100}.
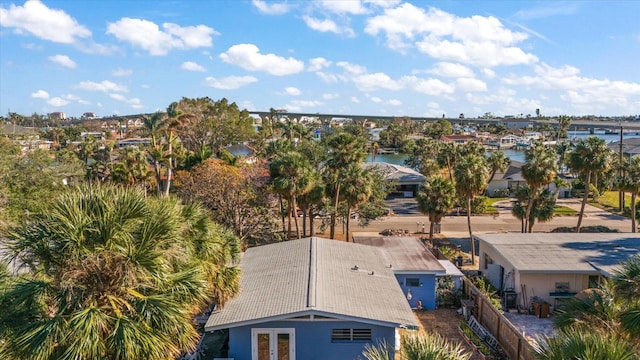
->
{"left": 354, "top": 197, "right": 632, "bottom": 239}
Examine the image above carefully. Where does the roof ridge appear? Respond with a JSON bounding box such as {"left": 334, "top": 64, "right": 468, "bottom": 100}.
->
{"left": 307, "top": 237, "right": 317, "bottom": 308}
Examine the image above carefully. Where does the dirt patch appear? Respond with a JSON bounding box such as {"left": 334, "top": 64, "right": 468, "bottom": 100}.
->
{"left": 413, "top": 308, "right": 483, "bottom": 359}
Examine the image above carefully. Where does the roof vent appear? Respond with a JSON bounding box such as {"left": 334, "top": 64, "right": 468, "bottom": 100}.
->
{"left": 369, "top": 271, "right": 375, "bottom": 275}
{"left": 351, "top": 265, "right": 359, "bottom": 271}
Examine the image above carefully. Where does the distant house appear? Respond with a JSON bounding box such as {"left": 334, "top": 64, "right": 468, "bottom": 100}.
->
{"left": 363, "top": 162, "right": 426, "bottom": 197}
{"left": 486, "top": 160, "right": 525, "bottom": 196}
{"left": 48, "top": 112, "right": 66, "bottom": 121}
{"left": 477, "top": 233, "right": 640, "bottom": 311}
{"left": 352, "top": 235, "right": 463, "bottom": 310}
{"left": 608, "top": 138, "right": 640, "bottom": 158}
{"left": 81, "top": 112, "right": 97, "bottom": 120}
{"left": 204, "top": 237, "right": 419, "bottom": 360}
{"left": 440, "top": 134, "right": 478, "bottom": 144}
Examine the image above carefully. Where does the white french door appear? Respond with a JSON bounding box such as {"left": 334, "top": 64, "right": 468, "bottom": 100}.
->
{"left": 251, "top": 328, "right": 295, "bottom": 360}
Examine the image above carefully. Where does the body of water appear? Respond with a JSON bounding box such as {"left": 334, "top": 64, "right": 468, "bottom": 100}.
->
{"left": 369, "top": 131, "right": 640, "bottom": 166}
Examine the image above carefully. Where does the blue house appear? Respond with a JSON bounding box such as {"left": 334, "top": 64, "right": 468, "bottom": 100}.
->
{"left": 204, "top": 237, "right": 419, "bottom": 360}
{"left": 352, "top": 235, "right": 448, "bottom": 310}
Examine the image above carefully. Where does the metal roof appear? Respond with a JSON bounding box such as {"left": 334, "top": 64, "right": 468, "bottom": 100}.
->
{"left": 477, "top": 233, "right": 640, "bottom": 276}
{"left": 352, "top": 236, "right": 446, "bottom": 274}
{"left": 205, "top": 237, "right": 419, "bottom": 331}
{"left": 363, "top": 162, "right": 425, "bottom": 185}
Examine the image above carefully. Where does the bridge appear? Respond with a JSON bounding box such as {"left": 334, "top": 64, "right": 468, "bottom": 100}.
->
{"left": 248, "top": 111, "right": 640, "bottom": 132}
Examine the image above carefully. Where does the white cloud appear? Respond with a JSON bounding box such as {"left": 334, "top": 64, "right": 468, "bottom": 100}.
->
{"left": 181, "top": 61, "right": 206, "bottom": 72}
{"left": 112, "top": 68, "right": 133, "bottom": 77}
{"left": 319, "top": 0, "right": 368, "bottom": 14}
{"left": 47, "top": 97, "right": 69, "bottom": 106}
{"left": 48, "top": 54, "right": 76, "bottom": 68}
{"left": 427, "top": 62, "right": 474, "bottom": 78}
{"left": 308, "top": 57, "right": 332, "bottom": 72}
{"left": 401, "top": 76, "right": 455, "bottom": 96}
{"left": 322, "top": 92, "right": 339, "bottom": 99}
{"left": 109, "top": 93, "right": 143, "bottom": 109}
{"left": 0, "top": 0, "right": 91, "bottom": 43}
{"left": 204, "top": 75, "right": 258, "bottom": 89}
{"left": 351, "top": 97, "right": 360, "bottom": 103}
{"left": 387, "top": 99, "right": 402, "bottom": 106}
{"left": 513, "top": 3, "right": 579, "bottom": 20}
{"left": 284, "top": 87, "right": 301, "bottom": 96}
{"left": 219, "top": 43, "right": 304, "bottom": 76}
{"left": 371, "top": 96, "right": 382, "bottom": 103}
{"left": 456, "top": 77, "right": 487, "bottom": 92}
{"left": 481, "top": 68, "right": 496, "bottom": 78}
{"left": 302, "top": 16, "right": 354, "bottom": 36}
{"left": 31, "top": 89, "right": 49, "bottom": 99}
{"left": 316, "top": 71, "right": 338, "bottom": 83}
{"left": 106, "top": 18, "right": 216, "bottom": 55}
{"left": 252, "top": 0, "right": 290, "bottom": 15}
{"left": 364, "top": 3, "right": 537, "bottom": 67}
{"left": 75, "top": 80, "right": 128, "bottom": 92}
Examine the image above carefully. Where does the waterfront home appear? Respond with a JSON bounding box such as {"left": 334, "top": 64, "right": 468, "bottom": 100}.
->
{"left": 363, "top": 162, "right": 425, "bottom": 197}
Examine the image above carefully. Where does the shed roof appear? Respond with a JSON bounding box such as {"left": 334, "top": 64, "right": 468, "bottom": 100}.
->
{"left": 352, "top": 236, "right": 446, "bottom": 274}
{"left": 205, "top": 237, "right": 419, "bottom": 331}
{"left": 477, "top": 233, "right": 640, "bottom": 276}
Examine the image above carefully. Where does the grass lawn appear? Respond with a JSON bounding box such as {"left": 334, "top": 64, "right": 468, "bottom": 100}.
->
{"left": 589, "top": 191, "right": 633, "bottom": 218}
{"left": 553, "top": 205, "right": 578, "bottom": 216}
{"left": 485, "top": 197, "right": 509, "bottom": 215}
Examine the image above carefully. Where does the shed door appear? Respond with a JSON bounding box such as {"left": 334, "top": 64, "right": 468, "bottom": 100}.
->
{"left": 251, "top": 328, "right": 295, "bottom": 360}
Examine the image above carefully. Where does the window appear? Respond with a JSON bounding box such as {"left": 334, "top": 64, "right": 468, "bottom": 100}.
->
{"left": 331, "top": 328, "right": 372, "bottom": 342}
{"left": 405, "top": 278, "right": 420, "bottom": 287}
{"left": 588, "top": 275, "right": 601, "bottom": 288}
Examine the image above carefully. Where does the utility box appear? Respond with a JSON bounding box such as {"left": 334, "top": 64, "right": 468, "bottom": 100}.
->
{"left": 534, "top": 302, "right": 550, "bottom": 318}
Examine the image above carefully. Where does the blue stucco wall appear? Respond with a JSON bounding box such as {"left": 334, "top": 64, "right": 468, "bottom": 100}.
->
{"left": 395, "top": 273, "right": 437, "bottom": 310}
{"left": 227, "top": 320, "right": 396, "bottom": 360}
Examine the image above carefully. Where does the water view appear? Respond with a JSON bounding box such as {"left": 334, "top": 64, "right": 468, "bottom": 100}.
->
{"left": 369, "top": 131, "right": 640, "bottom": 166}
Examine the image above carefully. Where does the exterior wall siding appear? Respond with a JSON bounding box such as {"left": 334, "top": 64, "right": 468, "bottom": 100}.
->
{"left": 227, "top": 320, "right": 396, "bottom": 360}
{"left": 395, "top": 273, "right": 437, "bottom": 309}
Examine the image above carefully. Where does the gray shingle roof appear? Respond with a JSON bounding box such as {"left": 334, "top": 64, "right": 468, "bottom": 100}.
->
{"left": 205, "top": 237, "right": 419, "bottom": 331}
{"left": 363, "top": 162, "right": 425, "bottom": 185}
{"left": 477, "top": 233, "right": 640, "bottom": 276}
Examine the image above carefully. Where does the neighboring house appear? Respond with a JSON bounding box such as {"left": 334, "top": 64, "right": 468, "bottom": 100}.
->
{"left": 48, "top": 112, "right": 66, "bottom": 120}
{"left": 486, "top": 160, "right": 525, "bottom": 196}
{"left": 363, "top": 162, "right": 426, "bottom": 197}
{"left": 486, "top": 160, "right": 572, "bottom": 198}
{"left": 204, "top": 237, "right": 419, "bottom": 360}
{"left": 440, "top": 134, "right": 478, "bottom": 144}
{"left": 352, "top": 235, "right": 462, "bottom": 310}
{"left": 608, "top": 138, "right": 640, "bottom": 158}
{"left": 477, "top": 233, "right": 640, "bottom": 311}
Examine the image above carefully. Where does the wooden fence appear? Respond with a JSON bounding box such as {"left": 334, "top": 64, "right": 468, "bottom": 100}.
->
{"left": 462, "top": 277, "right": 536, "bottom": 360}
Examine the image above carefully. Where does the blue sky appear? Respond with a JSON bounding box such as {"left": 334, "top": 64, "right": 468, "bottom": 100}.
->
{"left": 1, "top": 0, "right": 639, "bottom": 119}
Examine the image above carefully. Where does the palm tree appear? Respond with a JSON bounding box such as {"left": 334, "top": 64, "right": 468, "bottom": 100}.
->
{"left": 454, "top": 153, "right": 489, "bottom": 264}
{"left": 615, "top": 157, "right": 640, "bottom": 232}
{"left": 0, "top": 184, "right": 241, "bottom": 360}
{"left": 568, "top": 137, "right": 612, "bottom": 232}
{"left": 485, "top": 151, "right": 510, "bottom": 194}
{"left": 417, "top": 176, "right": 456, "bottom": 242}
{"left": 341, "top": 166, "right": 374, "bottom": 242}
{"left": 269, "top": 151, "right": 315, "bottom": 239}
{"left": 511, "top": 187, "right": 556, "bottom": 233}
{"left": 521, "top": 145, "right": 557, "bottom": 232}
{"left": 362, "top": 331, "right": 471, "bottom": 360}
{"left": 556, "top": 115, "right": 571, "bottom": 141}
{"left": 323, "top": 132, "right": 368, "bottom": 239}
{"left": 535, "top": 327, "right": 638, "bottom": 360}
{"left": 110, "top": 146, "right": 151, "bottom": 190}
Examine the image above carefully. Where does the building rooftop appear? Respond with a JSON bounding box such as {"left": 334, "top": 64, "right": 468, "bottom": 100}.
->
{"left": 352, "top": 235, "right": 446, "bottom": 274}
{"left": 477, "top": 233, "right": 640, "bottom": 276}
{"left": 205, "top": 237, "right": 419, "bottom": 331}
{"left": 363, "top": 162, "right": 425, "bottom": 185}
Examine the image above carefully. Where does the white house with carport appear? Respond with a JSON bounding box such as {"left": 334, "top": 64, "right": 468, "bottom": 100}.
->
{"left": 204, "top": 237, "right": 419, "bottom": 360}
{"left": 477, "top": 233, "right": 640, "bottom": 312}
{"left": 363, "top": 162, "right": 426, "bottom": 197}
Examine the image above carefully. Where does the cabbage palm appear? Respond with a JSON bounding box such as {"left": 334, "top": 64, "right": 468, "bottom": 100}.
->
{"left": 454, "top": 153, "right": 489, "bottom": 264}
{"left": 486, "top": 150, "right": 510, "bottom": 187}
{"left": 568, "top": 137, "right": 612, "bottom": 232}
{"left": 361, "top": 332, "right": 471, "bottom": 360}
{"left": 0, "top": 184, "right": 240, "bottom": 360}
{"left": 615, "top": 157, "right": 640, "bottom": 232}
{"left": 535, "top": 327, "right": 638, "bottom": 360}
{"left": 417, "top": 176, "right": 456, "bottom": 241}
{"left": 521, "top": 145, "right": 557, "bottom": 232}
{"left": 341, "top": 166, "right": 374, "bottom": 241}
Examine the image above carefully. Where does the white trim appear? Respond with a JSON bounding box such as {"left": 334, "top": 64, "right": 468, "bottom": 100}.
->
{"left": 251, "top": 328, "right": 295, "bottom": 360}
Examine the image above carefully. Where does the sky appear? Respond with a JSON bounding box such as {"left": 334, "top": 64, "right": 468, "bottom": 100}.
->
{"left": 1, "top": 0, "right": 639, "bottom": 119}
